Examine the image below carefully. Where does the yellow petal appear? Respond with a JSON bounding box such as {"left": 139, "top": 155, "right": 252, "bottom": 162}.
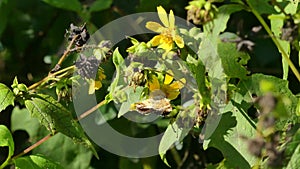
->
{"left": 169, "top": 78, "right": 186, "bottom": 90}
{"left": 167, "top": 90, "right": 180, "bottom": 100}
{"left": 88, "top": 80, "right": 95, "bottom": 94}
{"left": 158, "top": 39, "right": 173, "bottom": 52}
{"left": 150, "top": 35, "right": 163, "bottom": 47}
{"left": 148, "top": 75, "right": 160, "bottom": 91}
{"left": 146, "top": 21, "right": 164, "bottom": 33}
{"left": 169, "top": 10, "right": 175, "bottom": 28}
{"left": 164, "top": 70, "right": 174, "bottom": 85}
{"left": 130, "top": 103, "right": 136, "bottom": 110}
{"left": 174, "top": 35, "right": 184, "bottom": 48}
{"left": 94, "top": 80, "right": 102, "bottom": 90}
{"left": 157, "top": 6, "right": 169, "bottom": 27}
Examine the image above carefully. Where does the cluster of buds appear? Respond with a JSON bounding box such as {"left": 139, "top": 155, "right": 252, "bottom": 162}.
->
{"left": 186, "top": 0, "right": 218, "bottom": 25}
{"left": 130, "top": 70, "right": 147, "bottom": 87}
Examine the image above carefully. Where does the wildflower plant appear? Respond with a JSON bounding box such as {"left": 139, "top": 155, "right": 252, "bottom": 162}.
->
{"left": 0, "top": 1, "right": 300, "bottom": 169}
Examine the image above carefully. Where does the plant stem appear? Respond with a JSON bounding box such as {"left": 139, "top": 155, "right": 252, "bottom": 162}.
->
{"left": 11, "top": 134, "right": 53, "bottom": 160}
{"left": 247, "top": 2, "right": 300, "bottom": 83}
{"left": 170, "top": 147, "right": 181, "bottom": 167}
{"left": 76, "top": 99, "right": 108, "bottom": 121}
{"left": 28, "top": 65, "right": 75, "bottom": 90}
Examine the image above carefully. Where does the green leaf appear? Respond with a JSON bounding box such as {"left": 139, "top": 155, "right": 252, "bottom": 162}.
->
{"left": 10, "top": 107, "right": 93, "bottom": 169}
{"left": 89, "top": 0, "right": 112, "bottom": 12}
{"left": 14, "top": 155, "right": 64, "bottom": 169}
{"left": 296, "top": 99, "right": 300, "bottom": 116}
{"left": 11, "top": 106, "right": 40, "bottom": 138}
{"left": 109, "top": 48, "right": 125, "bottom": 96}
{"left": 0, "top": 83, "right": 15, "bottom": 112}
{"left": 284, "top": 0, "right": 298, "bottom": 14}
{"left": 270, "top": 15, "right": 290, "bottom": 80}
{"left": 286, "top": 143, "right": 300, "bottom": 169}
{"left": 206, "top": 4, "right": 243, "bottom": 40}
{"left": 33, "top": 133, "right": 93, "bottom": 169}
{"left": 186, "top": 55, "right": 210, "bottom": 103}
{"left": 0, "top": 125, "right": 14, "bottom": 169}
{"left": 159, "top": 106, "right": 197, "bottom": 154}
{"left": 286, "top": 128, "right": 300, "bottom": 169}
{"left": 218, "top": 42, "right": 250, "bottom": 79}
{"left": 24, "top": 94, "right": 98, "bottom": 158}
{"left": 236, "top": 74, "right": 298, "bottom": 118}
{"left": 201, "top": 4, "right": 244, "bottom": 78}
{"left": 247, "top": 0, "right": 277, "bottom": 15}
{"left": 118, "top": 86, "right": 144, "bottom": 117}
{"left": 204, "top": 107, "right": 257, "bottom": 168}
{"left": 42, "top": 0, "right": 81, "bottom": 12}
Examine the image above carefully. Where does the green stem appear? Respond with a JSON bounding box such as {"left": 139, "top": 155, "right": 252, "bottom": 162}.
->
{"left": 0, "top": 157, "right": 10, "bottom": 169}
{"left": 248, "top": 2, "right": 300, "bottom": 83}
{"left": 170, "top": 147, "right": 181, "bottom": 167}
{"left": 28, "top": 65, "right": 75, "bottom": 90}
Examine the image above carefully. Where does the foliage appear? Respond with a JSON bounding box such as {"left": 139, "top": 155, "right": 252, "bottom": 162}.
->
{"left": 0, "top": 0, "right": 300, "bottom": 168}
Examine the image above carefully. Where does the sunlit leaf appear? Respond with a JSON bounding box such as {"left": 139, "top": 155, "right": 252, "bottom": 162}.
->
{"left": 109, "top": 48, "right": 125, "bottom": 95}
{"left": 0, "top": 83, "right": 15, "bottom": 112}
{"left": 218, "top": 42, "right": 250, "bottom": 79}
{"left": 14, "top": 155, "right": 64, "bottom": 169}
{"left": 270, "top": 15, "right": 290, "bottom": 80}
{"left": 11, "top": 106, "right": 40, "bottom": 138}
{"left": 24, "top": 94, "right": 98, "bottom": 158}
{"left": 235, "top": 74, "right": 298, "bottom": 120}
{"left": 204, "top": 107, "right": 257, "bottom": 168}
{"left": 0, "top": 125, "right": 14, "bottom": 168}
{"left": 11, "top": 106, "right": 94, "bottom": 169}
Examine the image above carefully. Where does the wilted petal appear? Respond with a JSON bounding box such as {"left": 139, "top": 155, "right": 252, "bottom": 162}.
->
{"left": 157, "top": 6, "right": 169, "bottom": 27}
{"left": 146, "top": 21, "right": 164, "bottom": 33}
{"left": 169, "top": 10, "right": 175, "bottom": 28}
{"left": 174, "top": 35, "right": 184, "bottom": 48}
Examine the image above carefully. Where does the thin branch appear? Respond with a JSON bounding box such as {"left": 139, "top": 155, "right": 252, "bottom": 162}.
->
{"left": 56, "top": 35, "right": 79, "bottom": 67}
{"left": 28, "top": 65, "right": 75, "bottom": 90}
{"left": 76, "top": 99, "right": 108, "bottom": 121}
{"left": 11, "top": 134, "right": 53, "bottom": 160}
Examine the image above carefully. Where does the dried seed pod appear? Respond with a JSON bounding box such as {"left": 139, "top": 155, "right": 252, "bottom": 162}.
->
{"left": 65, "top": 23, "right": 90, "bottom": 47}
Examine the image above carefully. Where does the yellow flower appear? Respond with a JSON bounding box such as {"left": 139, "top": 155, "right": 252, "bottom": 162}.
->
{"left": 148, "top": 70, "right": 186, "bottom": 100}
{"left": 146, "top": 6, "right": 184, "bottom": 53}
{"left": 88, "top": 67, "right": 106, "bottom": 94}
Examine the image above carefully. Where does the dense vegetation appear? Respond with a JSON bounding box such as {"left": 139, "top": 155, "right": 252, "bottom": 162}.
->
{"left": 0, "top": 0, "right": 299, "bottom": 168}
